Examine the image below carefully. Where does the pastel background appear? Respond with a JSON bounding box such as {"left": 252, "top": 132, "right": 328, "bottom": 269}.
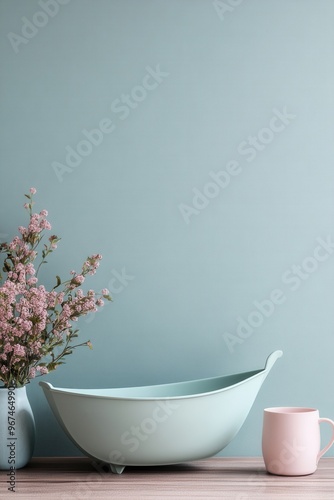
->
{"left": 1, "top": 0, "right": 334, "bottom": 457}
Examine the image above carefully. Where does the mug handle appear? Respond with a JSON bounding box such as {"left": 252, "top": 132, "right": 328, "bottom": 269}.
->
{"left": 317, "top": 418, "right": 334, "bottom": 463}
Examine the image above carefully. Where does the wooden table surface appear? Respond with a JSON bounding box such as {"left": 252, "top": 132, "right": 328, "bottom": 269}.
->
{"left": 1, "top": 457, "right": 333, "bottom": 499}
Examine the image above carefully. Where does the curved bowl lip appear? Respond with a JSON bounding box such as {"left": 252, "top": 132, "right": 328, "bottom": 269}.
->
{"left": 39, "top": 350, "right": 282, "bottom": 402}
{"left": 39, "top": 368, "right": 263, "bottom": 401}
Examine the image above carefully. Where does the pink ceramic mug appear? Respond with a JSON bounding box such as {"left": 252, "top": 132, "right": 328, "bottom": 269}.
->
{"left": 262, "top": 407, "right": 334, "bottom": 476}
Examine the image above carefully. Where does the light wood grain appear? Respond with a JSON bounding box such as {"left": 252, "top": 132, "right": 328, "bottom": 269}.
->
{"left": 1, "top": 457, "right": 333, "bottom": 499}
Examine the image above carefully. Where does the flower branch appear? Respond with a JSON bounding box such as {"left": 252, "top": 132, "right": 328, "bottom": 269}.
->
{"left": 0, "top": 188, "right": 112, "bottom": 387}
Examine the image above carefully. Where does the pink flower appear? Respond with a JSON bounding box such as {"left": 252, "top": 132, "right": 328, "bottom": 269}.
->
{"left": 27, "top": 277, "right": 38, "bottom": 286}
{"left": 26, "top": 263, "right": 36, "bottom": 275}
{"left": 22, "top": 320, "right": 32, "bottom": 331}
{"left": 13, "top": 344, "right": 26, "bottom": 357}
{"left": 30, "top": 187, "right": 37, "bottom": 194}
{"left": 40, "top": 219, "right": 51, "bottom": 230}
{"left": 36, "top": 366, "right": 48, "bottom": 375}
{"left": 73, "top": 275, "right": 85, "bottom": 285}
{"left": 0, "top": 188, "right": 111, "bottom": 387}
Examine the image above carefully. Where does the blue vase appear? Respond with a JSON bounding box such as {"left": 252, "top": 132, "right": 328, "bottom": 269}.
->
{"left": 0, "top": 386, "right": 35, "bottom": 470}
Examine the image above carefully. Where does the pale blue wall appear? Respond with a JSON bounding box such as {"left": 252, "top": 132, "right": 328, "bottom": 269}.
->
{"left": 1, "top": 0, "right": 334, "bottom": 458}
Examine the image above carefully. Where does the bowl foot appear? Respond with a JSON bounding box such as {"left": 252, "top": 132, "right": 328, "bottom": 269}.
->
{"left": 109, "top": 464, "right": 126, "bottom": 474}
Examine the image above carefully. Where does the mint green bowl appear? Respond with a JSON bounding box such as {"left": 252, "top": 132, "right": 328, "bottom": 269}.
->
{"left": 40, "top": 350, "right": 282, "bottom": 474}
